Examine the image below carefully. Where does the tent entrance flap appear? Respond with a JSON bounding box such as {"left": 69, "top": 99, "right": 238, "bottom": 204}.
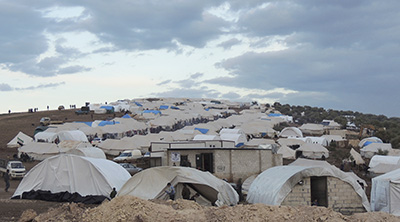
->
{"left": 196, "top": 153, "right": 214, "bottom": 173}
{"left": 311, "top": 176, "right": 328, "bottom": 207}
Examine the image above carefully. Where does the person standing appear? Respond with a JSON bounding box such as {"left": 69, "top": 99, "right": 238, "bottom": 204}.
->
{"left": 236, "top": 178, "right": 243, "bottom": 202}
{"left": 4, "top": 170, "right": 10, "bottom": 192}
{"left": 165, "top": 182, "right": 175, "bottom": 200}
{"left": 182, "top": 184, "right": 190, "bottom": 200}
{"left": 110, "top": 187, "right": 117, "bottom": 199}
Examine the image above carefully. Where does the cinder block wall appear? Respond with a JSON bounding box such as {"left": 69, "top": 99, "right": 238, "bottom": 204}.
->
{"left": 327, "top": 177, "right": 366, "bottom": 214}
{"left": 281, "top": 177, "right": 311, "bottom": 206}
{"left": 281, "top": 176, "right": 366, "bottom": 215}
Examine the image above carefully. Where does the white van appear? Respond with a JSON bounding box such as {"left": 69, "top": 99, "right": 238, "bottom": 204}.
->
{"left": 113, "top": 150, "right": 142, "bottom": 162}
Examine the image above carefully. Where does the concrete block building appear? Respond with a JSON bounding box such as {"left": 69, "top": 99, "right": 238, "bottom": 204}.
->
{"left": 247, "top": 165, "right": 370, "bottom": 215}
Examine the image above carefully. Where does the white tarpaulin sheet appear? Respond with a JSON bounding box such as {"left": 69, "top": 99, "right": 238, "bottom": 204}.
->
{"left": 371, "top": 168, "right": 400, "bottom": 216}
{"left": 118, "top": 166, "right": 239, "bottom": 206}
{"left": 296, "top": 143, "right": 329, "bottom": 159}
{"left": 12, "top": 154, "right": 130, "bottom": 198}
{"left": 247, "top": 164, "right": 370, "bottom": 212}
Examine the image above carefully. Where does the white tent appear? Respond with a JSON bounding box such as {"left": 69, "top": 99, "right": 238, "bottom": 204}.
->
{"left": 277, "top": 138, "right": 305, "bottom": 147}
{"left": 247, "top": 165, "right": 370, "bottom": 212}
{"left": 304, "top": 137, "right": 328, "bottom": 147}
{"left": 245, "top": 138, "right": 276, "bottom": 147}
{"left": 371, "top": 168, "right": 400, "bottom": 216}
{"left": 7, "top": 131, "right": 33, "bottom": 148}
{"left": 97, "top": 139, "right": 139, "bottom": 156}
{"left": 242, "top": 174, "right": 257, "bottom": 195}
{"left": 219, "top": 128, "right": 244, "bottom": 135}
{"left": 368, "top": 155, "right": 400, "bottom": 175}
{"left": 369, "top": 155, "right": 400, "bottom": 169}
{"left": 350, "top": 148, "right": 365, "bottom": 165}
{"left": 57, "top": 130, "right": 89, "bottom": 142}
{"left": 359, "top": 137, "right": 383, "bottom": 148}
{"left": 360, "top": 143, "right": 393, "bottom": 158}
{"left": 290, "top": 158, "right": 367, "bottom": 189}
{"left": 277, "top": 145, "right": 296, "bottom": 159}
{"left": 12, "top": 154, "right": 130, "bottom": 203}
{"left": 193, "top": 134, "right": 221, "bottom": 141}
{"left": 18, "top": 142, "right": 69, "bottom": 161}
{"left": 66, "top": 147, "right": 106, "bottom": 159}
{"left": 296, "top": 143, "right": 329, "bottom": 159}
{"left": 34, "top": 131, "right": 58, "bottom": 143}
{"left": 219, "top": 134, "right": 247, "bottom": 147}
{"left": 278, "top": 127, "right": 303, "bottom": 138}
{"left": 299, "top": 123, "right": 324, "bottom": 136}
{"left": 117, "top": 166, "right": 239, "bottom": 206}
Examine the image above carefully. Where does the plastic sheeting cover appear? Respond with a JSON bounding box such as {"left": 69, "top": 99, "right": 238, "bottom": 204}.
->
{"left": 12, "top": 154, "right": 131, "bottom": 199}
{"left": 118, "top": 166, "right": 238, "bottom": 206}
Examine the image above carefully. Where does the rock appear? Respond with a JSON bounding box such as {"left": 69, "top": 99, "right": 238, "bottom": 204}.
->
{"left": 18, "top": 209, "right": 37, "bottom": 222}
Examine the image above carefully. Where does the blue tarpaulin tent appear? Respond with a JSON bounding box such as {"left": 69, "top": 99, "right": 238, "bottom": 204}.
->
{"left": 170, "top": 106, "right": 179, "bottom": 110}
{"left": 195, "top": 128, "right": 209, "bottom": 134}
{"left": 143, "top": 110, "right": 161, "bottom": 115}
{"left": 122, "top": 114, "right": 131, "bottom": 118}
{"left": 100, "top": 106, "right": 114, "bottom": 110}
{"left": 268, "top": 113, "right": 282, "bottom": 117}
{"left": 98, "top": 121, "right": 119, "bottom": 126}
{"left": 76, "top": 121, "right": 93, "bottom": 127}
{"left": 159, "top": 105, "right": 169, "bottom": 110}
{"left": 134, "top": 102, "right": 143, "bottom": 107}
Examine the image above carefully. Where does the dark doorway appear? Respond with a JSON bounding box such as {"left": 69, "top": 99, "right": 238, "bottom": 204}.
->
{"left": 195, "top": 153, "right": 214, "bottom": 173}
{"left": 180, "top": 155, "right": 188, "bottom": 166}
{"left": 311, "top": 176, "right": 328, "bottom": 207}
{"left": 295, "top": 150, "right": 303, "bottom": 159}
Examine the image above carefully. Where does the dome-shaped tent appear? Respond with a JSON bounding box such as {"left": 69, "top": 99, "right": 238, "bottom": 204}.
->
{"left": 12, "top": 154, "right": 130, "bottom": 203}
{"left": 66, "top": 147, "right": 106, "bottom": 159}
{"left": 278, "top": 127, "right": 303, "bottom": 138}
{"left": 247, "top": 165, "right": 370, "bottom": 213}
{"left": 117, "top": 166, "right": 238, "bottom": 206}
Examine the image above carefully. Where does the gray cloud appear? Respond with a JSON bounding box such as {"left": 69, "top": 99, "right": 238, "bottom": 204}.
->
{"left": 190, "top": 73, "right": 204, "bottom": 79}
{"left": 0, "top": 82, "right": 65, "bottom": 91}
{"left": 221, "top": 92, "right": 241, "bottom": 100}
{"left": 157, "top": 80, "right": 172, "bottom": 86}
{"left": 2, "top": 1, "right": 400, "bottom": 116}
{"left": 0, "top": 83, "right": 13, "bottom": 91}
{"left": 58, "top": 66, "right": 91, "bottom": 74}
{"left": 217, "top": 38, "right": 241, "bottom": 50}
{"left": 154, "top": 87, "right": 219, "bottom": 99}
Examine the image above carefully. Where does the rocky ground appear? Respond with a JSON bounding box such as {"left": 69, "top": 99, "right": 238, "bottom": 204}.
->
{"left": 17, "top": 196, "right": 400, "bottom": 222}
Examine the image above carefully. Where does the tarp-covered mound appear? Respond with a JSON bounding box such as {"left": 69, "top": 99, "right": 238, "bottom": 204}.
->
{"left": 247, "top": 164, "right": 370, "bottom": 212}
{"left": 117, "top": 166, "right": 239, "bottom": 206}
{"left": 12, "top": 154, "right": 131, "bottom": 203}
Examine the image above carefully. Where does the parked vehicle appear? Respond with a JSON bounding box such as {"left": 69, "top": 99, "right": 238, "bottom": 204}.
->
{"left": 119, "top": 163, "right": 142, "bottom": 175}
{"left": 40, "top": 117, "right": 51, "bottom": 126}
{"left": 113, "top": 150, "right": 142, "bottom": 162}
{"left": 0, "top": 159, "right": 26, "bottom": 179}
{"left": 75, "top": 106, "right": 90, "bottom": 115}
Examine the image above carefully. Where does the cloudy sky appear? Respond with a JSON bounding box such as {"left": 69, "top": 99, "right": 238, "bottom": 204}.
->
{"left": 1, "top": 1, "right": 400, "bottom": 117}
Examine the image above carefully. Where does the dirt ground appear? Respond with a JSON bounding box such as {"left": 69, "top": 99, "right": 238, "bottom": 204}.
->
{"left": 0, "top": 109, "right": 121, "bottom": 221}
{"left": 0, "top": 109, "right": 399, "bottom": 221}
